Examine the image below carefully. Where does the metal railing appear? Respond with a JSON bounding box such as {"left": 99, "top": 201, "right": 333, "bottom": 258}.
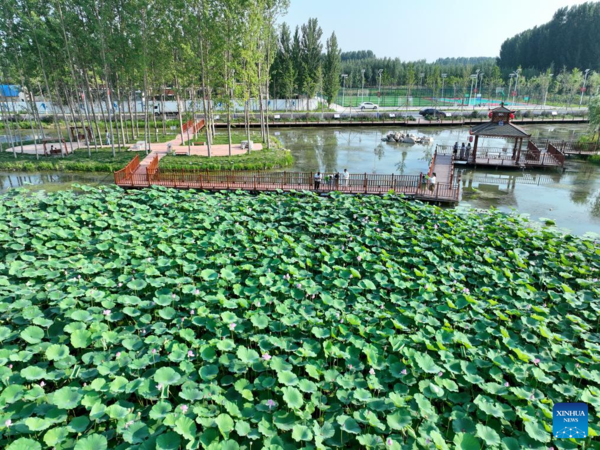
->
{"left": 113, "top": 154, "right": 140, "bottom": 185}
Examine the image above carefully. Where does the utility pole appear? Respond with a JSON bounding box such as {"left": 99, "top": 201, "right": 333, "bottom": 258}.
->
{"left": 341, "top": 74, "right": 348, "bottom": 112}
{"left": 469, "top": 74, "right": 477, "bottom": 108}
{"left": 478, "top": 72, "right": 484, "bottom": 106}
{"left": 473, "top": 69, "right": 480, "bottom": 107}
{"left": 441, "top": 73, "right": 447, "bottom": 110}
{"left": 377, "top": 69, "right": 383, "bottom": 107}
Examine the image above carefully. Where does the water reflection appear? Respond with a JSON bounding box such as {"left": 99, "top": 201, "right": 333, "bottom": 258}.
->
{"left": 0, "top": 172, "right": 111, "bottom": 192}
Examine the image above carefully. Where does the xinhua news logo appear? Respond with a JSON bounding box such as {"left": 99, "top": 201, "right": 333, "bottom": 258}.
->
{"left": 553, "top": 403, "right": 588, "bottom": 439}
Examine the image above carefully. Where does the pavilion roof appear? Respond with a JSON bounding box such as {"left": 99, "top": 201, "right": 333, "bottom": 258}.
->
{"left": 490, "top": 105, "right": 514, "bottom": 114}
{"left": 471, "top": 121, "right": 531, "bottom": 138}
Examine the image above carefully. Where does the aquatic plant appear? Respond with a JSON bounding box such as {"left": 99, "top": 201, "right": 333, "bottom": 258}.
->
{"left": 0, "top": 186, "right": 598, "bottom": 449}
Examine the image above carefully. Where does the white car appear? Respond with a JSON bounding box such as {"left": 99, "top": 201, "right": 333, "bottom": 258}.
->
{"left": 359, "top": 102, "right": 378, "bottom": 110}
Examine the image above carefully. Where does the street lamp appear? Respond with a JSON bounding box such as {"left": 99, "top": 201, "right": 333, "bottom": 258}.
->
{"left": 441, "top": 73, "right": 447, "bottom": 108}
{"left": 341, "top": 74, "right": 348, "bottom": 109}
{"left": 580, "top": 69, "right": 590, "bottom": 106}
{"left": 478, "top": 72, "right": 484, "bottom": 106}
{"left": 473, "top": 69, "right": 480, "bottom": 107}
{"left": 361, "top": 69, "right": 366, "bottom": 103}
{"left": 469, "top": 74, "right": 477, "bottom": 107}
{"left": 543, "top": 73, "right": 553, "bottom": 109}
{"left": 419, "top": 72, "right": 424, "bottom": 106}
{"left": 377, "top": 69, "right": 383, "bottom": 106}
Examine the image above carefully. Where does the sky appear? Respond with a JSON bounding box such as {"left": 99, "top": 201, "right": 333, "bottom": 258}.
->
{"left": 279, "top": 0, "right": 591, "bottom": 61}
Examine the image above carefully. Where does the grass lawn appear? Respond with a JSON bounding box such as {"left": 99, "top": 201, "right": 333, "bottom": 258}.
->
{"left": 0, "top": 145, "right": 144, "bottom": 172}
{"left": 160, "top": 148, "right": 293, "bottom": 171}
{"left": 183, "top": 130, "right": 263, "bottom": 147}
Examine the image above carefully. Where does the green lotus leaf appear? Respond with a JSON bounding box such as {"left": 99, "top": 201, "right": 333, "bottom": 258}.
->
{"left": 337, "top": 415, "right": 361, "bottom": 434}
{"left": 46, "top": 344, "right": 70, "bottom": 361}
{"left": 127, "top": 279, "right": 147, "bottom": 291}
{"left": 7, "top": 438, "right": 42, "bottom": 450}
{"left": 282, "top": 386, "right": 304, "bottom": 409}
{"left": 387, "top": 410, "right": 412, "bottom": 430}
{"left": 475, "top": 424, "right": 501, "bottom": 447}
{"left": 20, "top": 326, "right": 44, "bottom": 344}
{"left": 74, "top": 434, "right": 108, "bottom": 450}
{"left": 237, "top": 346, "right": 259, "bottom": 364}
{"left": 51, "top": 387, "right": 83, "bottom": 409}
{"left": 154, "top": 367, "right": 181, "bottom": 385}
{"left": 150, "top": 401, "right": 173, "bottom": 419}
{"left": 215, "top": 413, "right": 234, "bottom": 436}
{"left": 25, "top": 417, "right": 52, "bottom": 431}
{"left": 199, "top": 364, "right": 219, "bottom": 381}
{"left": 20, "top": 366, "right": 47, "bottom": 381}
{"left": 1, "top": 384, "right": 25, "bottom": 403}
{"left": 156, "top": 432, "right": 181, "bottom": 450}
{"left": 175, "top": 416, "right": 197, "bottom": 441}
{"left": 278, "top": 371, "right": 299, "bottom": 386}
{"left": 71, "top": 329, "right": 92, "bottom": 349}
{"left": 43, "top": 427, "right": 69, "bottom": 447}
{"left": 123, "top": 421, "right": 149, "bottom": 444}
{"left": 292, "top": 424, "right": 313, "bottom": 442}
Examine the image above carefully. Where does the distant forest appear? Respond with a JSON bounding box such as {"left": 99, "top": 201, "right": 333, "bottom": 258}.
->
{"left": 498, "top": 1, "right": 600, "bottom": 72}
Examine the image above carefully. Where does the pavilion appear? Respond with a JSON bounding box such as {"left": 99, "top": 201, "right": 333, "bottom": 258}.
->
{"left": 469, "top": 103, "right": 531, "bottom": 164}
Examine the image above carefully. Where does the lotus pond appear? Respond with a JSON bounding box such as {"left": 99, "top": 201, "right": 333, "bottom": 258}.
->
{"left": 0, "top": 186, "right": 599, "bottom": 450}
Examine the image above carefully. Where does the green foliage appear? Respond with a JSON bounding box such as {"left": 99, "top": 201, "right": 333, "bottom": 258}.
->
{"left": 0, "top": 147, "right": 142, "bottom": 172}
{"left": 0, "top": 186, "right": 598, "bottom": 448}
{"left": 160, "top": 149, "right": 293, "bottom": 171}
{"left": 323, "top": 32, "right": 342, "bottom": 106}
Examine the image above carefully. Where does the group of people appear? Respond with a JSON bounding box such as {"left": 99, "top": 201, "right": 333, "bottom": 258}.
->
{"left": 453, "top": 141, "right": 472, "bottom": 160}
{"left": 313, "top": 168, "right": 350, "bottom": 190}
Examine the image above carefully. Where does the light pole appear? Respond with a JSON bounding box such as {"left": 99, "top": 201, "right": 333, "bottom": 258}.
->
{"left": 441, "top": 73, "right": 447, "bottom": 108}
{"left": 580, "top": 69, "right": 590, "bottom": 106}
{"left": 377, "top": 69, "right": 383, "bottom": 107}
{"left": 361, "top": 69, "right": 366, "bottom": 104}
{"left": 419, "top": 72, "right": 424, "bottom": 107}
{"left": 469, "top": 74, "right": 477, "bottom": 107}
{"left": 543, "top": 73, "right": 553, "bottom": 109}
{"left": 473, "top": 69, "right": 480, "bottom": 107}
{"left": 478, "top": 72, "right": 484, "bottom": 106}
{"left": 341, "top": 74, "right": 348, "bottom": 111}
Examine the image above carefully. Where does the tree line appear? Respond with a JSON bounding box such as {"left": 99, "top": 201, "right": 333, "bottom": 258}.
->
{"left": 0, "top": 0, "right": 288, "bottom": 159}
{"left": 498, "top": 2, "right": 600, "bottom": 72}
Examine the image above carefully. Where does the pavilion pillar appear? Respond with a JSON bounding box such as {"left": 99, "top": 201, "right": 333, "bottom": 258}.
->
{"left": 472, "top": 135, "right": 479, "bottom": 162}
{"left": 512, "top": 139, "right": 517, "bottom": 159}
{"left": 515, "top": 138, "right": 523, "bottom": 162}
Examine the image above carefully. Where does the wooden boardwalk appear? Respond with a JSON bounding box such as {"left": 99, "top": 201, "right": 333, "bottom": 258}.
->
{"left": 114, "top": 156, "right": 461, "bottom": 204}
{"left": 436, "top": 141, "right": 564, "bottom": 169}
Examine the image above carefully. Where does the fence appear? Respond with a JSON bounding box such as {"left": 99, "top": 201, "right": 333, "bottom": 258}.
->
{"left": 114, "top": 164, "right": 461, "bottom": 202}
{"left": 437, "top": 143, "right": 563, "bottom": 167}
{"left": 113, "top": 154, "right": 140, "bottom": 184}
{"left": 534, "top": 139, "right": 599, "bottom": 154}
{"left": 547, "top": 143, "right": 565, "bottom": 165}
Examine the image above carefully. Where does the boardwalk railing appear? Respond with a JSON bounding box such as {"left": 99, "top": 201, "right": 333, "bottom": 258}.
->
{"left": 534, "top": 139, "right": 599, "bottom": 154}
{"left": 182, "top": 119, "right": 205, "bottom": 135}
{"left": 547, "top": 143, "right": 565, "bottom": 165}
{"left": 114, "top": 163, "right": 461, "bottom": 202}
{"left": 437, "top": 143, "right": 564, "bottom": 167}
{"left": 114, "top": 154, "right": 140, "bottom": 185}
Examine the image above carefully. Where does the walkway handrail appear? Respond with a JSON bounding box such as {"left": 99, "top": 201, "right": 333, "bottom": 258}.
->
{"left": 114, "top": 154, "right": 140, "bottom": 184}
{"left": 428, "top": 148, "right": 437, "bottom": 177}
{"left": 547, "top": 143, "right": 565, "bottom": 165}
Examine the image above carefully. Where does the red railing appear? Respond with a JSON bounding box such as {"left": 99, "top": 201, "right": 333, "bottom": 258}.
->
{"left": 182, "top": 119, "right": 205, "bottom": 134}
{"left": 547, "top": 143, "right": 565, "bottom": 166}
{"left": 113, "top": 169, "right": 461, "bottom": 202}
{"left": 113, "top": 155, "right": 140, "bottom": 184}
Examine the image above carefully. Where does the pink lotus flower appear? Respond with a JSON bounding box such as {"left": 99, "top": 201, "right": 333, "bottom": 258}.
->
{"left": 157, "top": 383, "right": 163, "bottom": 390}
{"left": 190, "top": 310, "right": 195, "bottom": 315}
{"left": 462, "top": 288, "right": 470, "bottom": 294}
{"left": 349, "top": 364, "right": 353, "bottom": 370}
{"left": 437, "top": 371, "right": 443, "bottom": 377}
{"left": 369, "top": 368, "right": 375, "bottom": 375}
{"left": 296, "top": 283, "right": 302, "bottom": 289}
{"left": 401, "top": 369, "right": 407, "bottom": 375}
{"left": 229, "top": 323, "right": 236, "bottom": 330}
{"left": 116, "top": 352, "right": 121, "bottom": 358}
{"left": 262, "top": 353, "right": 272, "bottom": 361}
{"left": 8, "top": 364, "right": 12, "bottom": 369}
{"left": 180, "top": 405, "right": 188, "bottom": 413}
{"left": 78, "top": 275, "right": 81, "bottom": 279}
{"left": 103, "top": 309, "right": 111, "bottom": 316}
{"left": 267, "top": 399, "right": 275, "bottom": 409}
{"left": 188, "top": 350, "right": 194, "bottom": 358}
{"left": 40, "top": 381, "right": 46, "bottom": 387}
{"left": 194, "top": 289, "right": 200, "bottom": 295}
{"left": 5, "top": 419, "right": 11, "bottom": 428}
{"left": 172, "top": 294, "right": 176, "bottom": 299}
{"left": 529, "top": 394, "right": 535, "bottom": 400}
{"left": 118, "top": 282, "right": 123, "bottom": 287}
{"left": 533, "top": 358, "right": 540, "bottom": 365}
{"left": 504, "top": 382, "right": 509, "bottom": 387}
{"left": 357, "top": 256, "right": 362, "bottom": 262}
{"left": 387, "top": 438, "right": 393, "bottom": 446}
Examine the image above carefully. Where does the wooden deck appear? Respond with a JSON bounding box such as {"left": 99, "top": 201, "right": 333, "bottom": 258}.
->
{"left": 115, "top": 160, "right": 460, "bottom": 204}
{"left": 436, "top": 141, "right": 565, "bottom": 169}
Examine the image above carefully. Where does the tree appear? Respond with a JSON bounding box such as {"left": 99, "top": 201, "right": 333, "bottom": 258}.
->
{"left": 300, "top": 18, "right": 322, "bottom": 110}
{"left": 589, "top": 96, "right": 600, "bottom": 141}
{"left": 322, "top": 32, "right": 341, "bottom": 106}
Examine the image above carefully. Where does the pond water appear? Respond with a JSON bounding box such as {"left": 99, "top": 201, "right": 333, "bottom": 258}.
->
{"left": 1, "top": 124, "right": 599, "bottom": 235}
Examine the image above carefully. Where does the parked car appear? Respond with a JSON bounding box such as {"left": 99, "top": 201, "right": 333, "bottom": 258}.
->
{"left": 359, "top": 102, "right": 378, "bottom": 110}
{"left": 419, "top": 108, "right": 447, "bottom": 118}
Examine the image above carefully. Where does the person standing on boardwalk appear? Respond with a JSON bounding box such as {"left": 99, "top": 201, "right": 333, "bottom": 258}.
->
{"left": 314, "top": 172, "right": 322, "bottom": 190}
{"left": 342, "top": 169, "right": 350, "bottom": 188}
{"left": 429, "top": 172, "right": 437, "bottom": 191}
{"left": 453, "top": 142, "right": 459, "bottom": 156}
{"left": 334, "top": 171, "right": 340, "bottom": 189}
{"left": 460, "top": 143, "right": 466, "bottom": 160}
{"left": 466, "top": 143, "right": 472, "bottom": 161}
